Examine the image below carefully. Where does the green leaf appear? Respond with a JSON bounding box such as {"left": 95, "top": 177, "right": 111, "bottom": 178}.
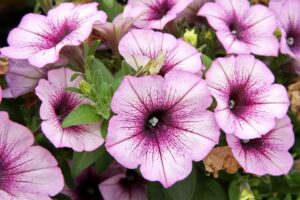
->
{"left": 64, "top": 87, "right": 82, "bottom": 94}
{"left": 99, "top": 0, "right": 114, "bottom": 8}
{"left": 121, "top": 60, "right": 136, "bottom": 75}
{"left": 201, "top": 54, "right": 212, "bottom": 71}
{"left": 61, "top": 104, "right": 101, "bottom": 128}
{"left": 71, "top": 146, "right": 105, "bottom": 177}
{"left": 83, "top": 40, "right": 101, "bottom": 58}
{"left": 98, "top": 0, "right": 123, "bottom": 21}
{"left": 101, "top": 119, "right": 109, "bottom": 138}
{"left": 284, "top": 194, "right": 292, "bottom": 200}
{"left": 166, "top": 167, "right": 197, "bottom": 200}
{"left": 92, "top": 58, "right": 114, "bottom": 85}
{"left": 95, "top": 151, "right": 113, "bottom": 174}
{"left": 192, "top": 173, "right": 227, "bottom": 200}
{"left": 228, "top": 181, "right": 240, "bottom": 200}
{"left": 70, "top": 72, "right": 82, "bottom": 81}
{"left": 148, "top": 182, "right": 168, "bottom": 200}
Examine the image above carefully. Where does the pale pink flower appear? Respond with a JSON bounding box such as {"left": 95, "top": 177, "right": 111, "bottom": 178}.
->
{"left": 0, "top": 111, "right": 64, "bottom": 199}
{"left": 206, "top": 55, "right": 289, "bottom": 139}
{"left": 105, "top": 70, "right": 220, "bottom": 187}
{"left": 123, "top": 0, "right": 193, "bottom": 30}
{"left": 119, "top": 29, "right": 202, "bottom": 76}
{"left": 198, "top": 0, "right": 279, "bottom": 56}
{"left": 93, "top": 14, "right": 136, "bottom": 55}
{"left": 177, "top": 0, "right": 211, "bottom": 24}
{"left": 0, "top": 2, "right": 107, "bottom": 68}
{"left": 2, "top": 59, "right": 61, "bottom": 98}
{"left": 270, "top": 0, "right": 300, "bottom": 59}
{"left": 35, "top": 68, "right": 104, "bottom": 152}
{"left": 99, "top": 170, "right": 147, "bottom": 200}
{"left": 227, "top": 115, "right": 294, "bottom": 176}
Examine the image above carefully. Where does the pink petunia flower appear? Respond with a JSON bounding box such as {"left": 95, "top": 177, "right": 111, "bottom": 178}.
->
{"left": 2, "top": 59, "right": 63, "bottom": 98}
{"left": 93, "top": 14, "right": 136, "bottom": 55}
{"left": 119, "top": 29, "right": 202, "bottom": 76}
{"left": 0, "top": 2, "right": 107, "bottom": 68}
{"left": 227, "top": 115, "right": 294, "bottom": 176}
{"left": 123, "top": 0, "right": 193, "bottom": 30}
{"left": 206, "top": 55, "right": 289, "bottom": 139}
{"left": 198, "top": 0, "right": 279, "bottom": 56}
{"left": 67, "top": 168, "right": 104, "bottom": 200}
{"left": 99, "top": 170, "right": 147, "bottom": 200}
{"left": 35, "top": 67, "right": 104, "bottom": 152}
{"left": 176, "top": 0, "right": 211, "bottom": 24}
{"left": 105, "top": 70, "right": 220, "bottom": 188}
{"left": 270, "top": 0, "right": 300, "bottom": 59}
{"left": 0, "top": 111, "right": 64, "bottom": 199}
{"left": 281, "top": 58, "right": 300, "bottom": 75}
{"left": 63, "top": 163, "right": 124, "bottom": 200}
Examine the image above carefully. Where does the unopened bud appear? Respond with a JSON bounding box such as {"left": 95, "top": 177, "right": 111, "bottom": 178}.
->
{"left": 183, "top": 29, "right": 198, "bottom": 47}
{"left": 79, "top": 80, "right": 92, "bottom": 95}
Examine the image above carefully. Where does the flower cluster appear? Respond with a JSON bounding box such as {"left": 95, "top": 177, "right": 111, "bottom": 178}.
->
{"left": 0, "top": 0, "right": 298, "bottom": 199}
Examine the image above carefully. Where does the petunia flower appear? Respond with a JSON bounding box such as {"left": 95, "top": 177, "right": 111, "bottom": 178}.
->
{"left": 198, "top": 0, "right": 279, "bottom": 56}
{"left": 281, "top": 58, "right": 300, "bottom": 75}
{"left": 270, "top": 0, "right": 300, "bottom": 59}
{"left": 2, "top": 59, "right": 62, "bottom": 98}
{"left": 227, "top": 115, "right": 294, "bottom": 176}
{"left": 99, "top": 170, "right": 147, "bottom": 200}
{"left": 105, "top": 70, "right": 220, "bottom": 188}
{"left": 0, "top": 2, "right": 107, "bottom": 68}
{"left": 93, "top": 14, "right": 136, "bottom": 55}
{"left": 118, "top": 29, "right": 202, "bottom": 76}
{"left": 0, "top": 111, "right": 64, "bottom": 199}
{"left": 67, "top": 168, "right": 104, "bottom": 200}
{"left": 63, "top": 163, "right": 124, "bottom": 200}
{"left": 176, "top": 0, "right": 211, "bottom": 25}
{"left": 123, "top": 0, "right": 193, "bottom": 30}
{"left": 35, "top": 67, "right": 104, "bottom": 152}
{"left": 206, "top": 55, "right": 289, "bottom": 139}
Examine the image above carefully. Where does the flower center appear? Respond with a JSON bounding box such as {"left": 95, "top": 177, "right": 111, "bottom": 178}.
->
{"left": 43, "top": 20, "right": 77, "bottom": 48}
{"left": 228, "top": 19, "right": 244, "bottom": 39}
{"left": 145, "top": 110, "right": 166, "bottom": 132}
{"left": 120, "top": 170, "right": 143, "bottom": 189}
{"left": 229, "top": 100, "right": 235, "bottom": 109}
{"left": 148, "top": 116, "right": 159, "bottom": 127}
{"left": 240, "top": 138, "right": 265, "bottom": 150}
{"left": 228, "top": 85, "right": 255, "bottom": 116}
{"left": 286, "top": 28, "right": 300, "bottom": 50}
{"left": 74, "top": 170, "right": 102, "bottom": 200}
{"left": 241, "top": 139, "right": 250, "bottom": 144}
{"left": 287, "top": 37, "right": 295, "bottom": 46}
{"left": 147, "top": 0, "right": 175, "bottom": 20}
{"left": 52, "top": 91, "right": 82, "bottom": 123}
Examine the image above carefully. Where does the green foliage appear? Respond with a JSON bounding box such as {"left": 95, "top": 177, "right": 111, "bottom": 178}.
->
{"left": 84, "top": 56, "right": 115, "bottom": 119}
{"left": 61, "top": 104, "right": 102, "bottom": 128}
{"left": 71, "top": 146, "right": 106, "bottom": 177}
{"left": 98, "top": 0, "right": 123, "bottom": 21}
{"left": 166, "top": 167, "right": 197, "bottom": 200}
{"left": 229, "top": 181, "right": 240, "bottom": 200}
{"left": 192, "top": 173, "right": 227, "bottom": 200}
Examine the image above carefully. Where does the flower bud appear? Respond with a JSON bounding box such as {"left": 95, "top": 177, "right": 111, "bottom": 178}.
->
{"left": 183, "top": 29, "right": 198, "bottom": 47}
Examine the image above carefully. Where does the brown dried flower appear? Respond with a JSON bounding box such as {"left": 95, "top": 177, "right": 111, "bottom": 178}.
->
{"left": 204, "top": 146, "right": 241, "bottom": 178}
{"left": 288, "top": 78, "right": 300, "bottom": 121}
{"left": 0, "top": 57, "right": 8, "bottom": 75}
